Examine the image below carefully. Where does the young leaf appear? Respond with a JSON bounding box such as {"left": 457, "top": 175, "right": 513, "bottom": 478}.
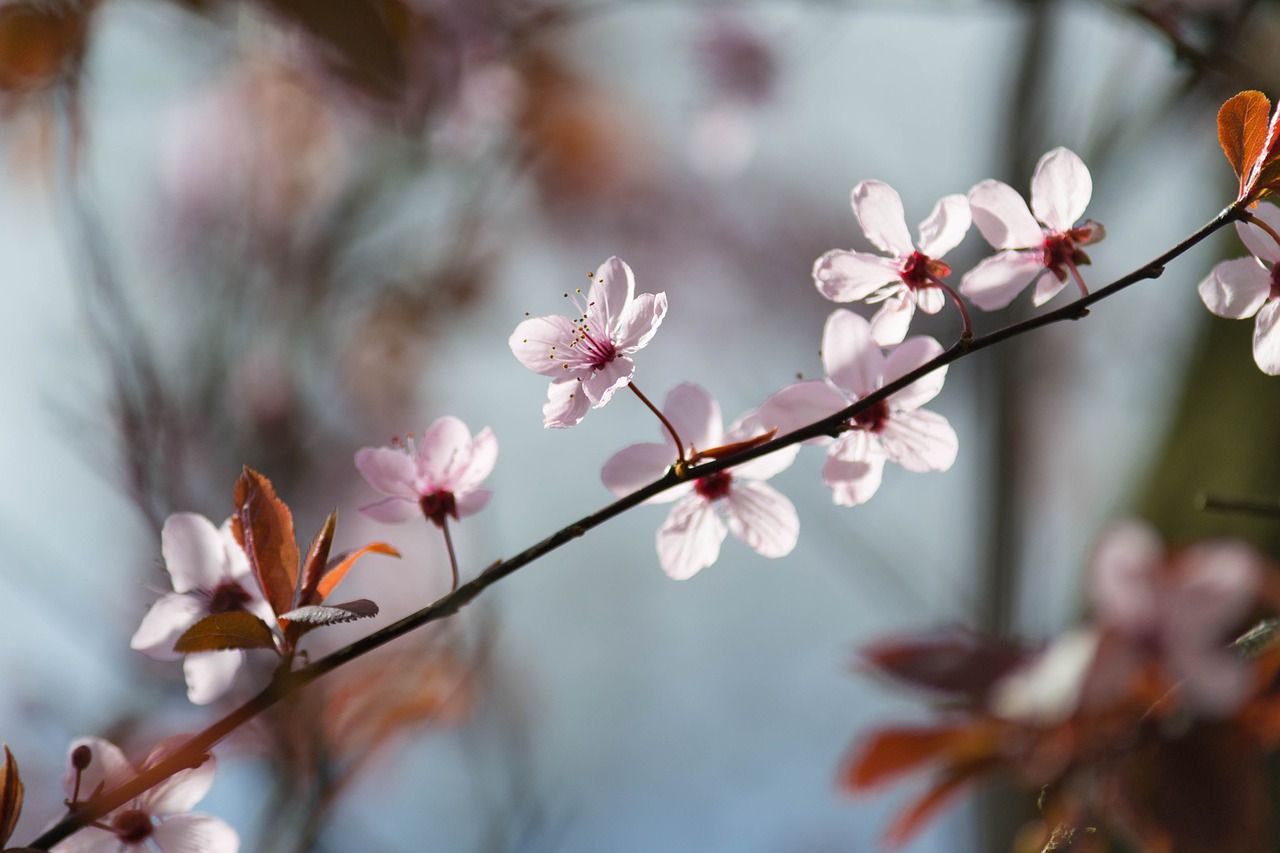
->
{"left": 843, "top": 725, "right": 968, "bottom": 790}
{"left": 231, "top": 467, "right": 300, "bottom": 621}
{"left": 1218, "top": 91, "right": 1272, "bottom": 200}
{"left": 297, "top": 512, "right": 338, "bottom": 608}
{"left": 860, "top": 629, "right": 1025, "bottom": 702}
{"left": 174, "top": 611, "right": 278, "bottom": 654}
{"left": 883, "top": 768, "right": 982, "bottom": 849}
{"left": 280, "top": 599, "right": 379, "bottom": 626}
{"left": 0, "top": 745, "right": 22, "bottom": 847}
{"left": 317, "top": 542, "right": 399, "bottom": 601}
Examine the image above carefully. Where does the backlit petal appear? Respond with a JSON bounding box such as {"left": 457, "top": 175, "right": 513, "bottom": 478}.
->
{"left": 588, "top": 256, "right": 636, "bottom": 334}
{"left": 823, "top": 443, "right": 886, "bottom": 507}
{"left": 663, "top": 383, "right": 724, "bottom": 452}
{"left": 184, "top": 651, "right": 244, "bottom": 705}
{"left": 132, "top": 594, "right": 204, "bottom": 660}
{"left": 657, "top": 497, "right": 728, "bottom": 580}
{"left": 354, "top": 447, "right": 419, "bottom": 500}
{"left": 822, "top": 309, "right": 884, "bottom": 398}
{"left": 882, "top": 336, "right": 947, "bottom": 410}
{"left": 1199, "top": 258, "right": 1271, "bottom": 319}
{"left": 509, "top": 315, "right": 581, "bottom": 377}
{"left": 1031, "top": 270, "right": 1070, "bottom": 307}
{"left": 724, "top": 480, "right": 799, "bottom": 558}
{"left": 63, "top": 737, "right": 134, "bottom": 802}
{"left": 959, "top": 251, "right": 1043, "bottom": 310}
{"left": 162, "top": 513, "right": 232, "bottom": 594}
{"left": 968, "top": 180, "right": 1042, "bottom": 249}
{"left": 869, "top": 293, "right": 915, "bottom": 346}
{"left": 602, "top": 442, "right": 685, "bottom": 503}
{"left": 812, "top": 250, "right": 900, "bottom": 302}
{"left": 151, "top": 814, "right": 240, "bottom": 853}
{"left": 879, "top": 408, "right": 958, "bottom": 472}
{"left": 1255, "top": 299, "right": 1280, "bottom": 374}
{"left": 453, "top": 427, "right": 498, "bottom": 493}
{"left": 852, "top": 180, "right": 914, "bottom": 257}
{"left": 454, "top": 489, "right": 492, "bottom": 518}
{"left": 1236, "top": 203, "right": 1280, "bottom": 265}
{"left": 417, "top": 416, "right": 472, "bottom": 487}
{"left": 916, "top": 194, "right": 971, "bottom": 258}
{"left": 543, "top": 378, "right": 590, "bottom": 428}
{"left": 756, "top": 380, "right": 846, "bottom": 439}
{"left": 142, "top": 737, "right": 215, "bottom": 814}
{"left": 614, "top": 291, "right": 668, "bottom": 352}
{"left": 1030, "top": 147, "right": 1091, "bottom": 232}
{"left": 582, "top": 356, "right": 634, "bottom": 406}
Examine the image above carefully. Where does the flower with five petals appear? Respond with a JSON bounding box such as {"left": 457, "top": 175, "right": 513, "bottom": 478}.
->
{"left": 1197, "top": 202, "right": 1280, "bottom": 374}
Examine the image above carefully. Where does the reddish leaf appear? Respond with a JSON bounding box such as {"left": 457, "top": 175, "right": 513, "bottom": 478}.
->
{"left": 883, "top": 768, "right": 981, "bottom": 849}
{"left": 174, "top": 611, "right": 278, "bottom": 654}
{"left": 0, "top": 745, "right": 22, "bottom": 847}
{"left": 280, "top": 599, "right": 379, "bottom": 626}
{"left": 860, "top": 628, "right": 1025, "bottom": 702}
{"left": 843, "top": 725, "right": 967, "bottom": 790}
{"left": 317, "top": 542, "right": 399, "bottom": 601}
{"left": 1218, "top": 91, "right": 1272, "bottom": 199}
{"left": 692, "top": 428, "right": 779, "bottom": 462}
{"left": 297, "top": 512, "right": 337, "bottom": 608}
{"left": 0, "top": 2, "right": 92, "bottom": 93}
{"left": 231, "top": 467, "right": 299, "bottom": 621}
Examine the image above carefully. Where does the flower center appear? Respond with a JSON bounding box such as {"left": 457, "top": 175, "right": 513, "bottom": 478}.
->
{"left": 112, "top": 809, "right": 153, "bottom": 845}
{"left": 899, "top": 251, "right": 950, "bottom": 291}
{"left": 207, "top": 580, "right": 252, "bottom": 614}
{"left": 420, "top": 491, "right": 458, "bottom": 527}
{"left": 851, "top": 400, "right": 890, "bottom": 434}
{"left": 1270, "top": 264, "right": 1280, "bottom": 301}
{"left": 694, "top": 471, "right": 733, "bottom": 501}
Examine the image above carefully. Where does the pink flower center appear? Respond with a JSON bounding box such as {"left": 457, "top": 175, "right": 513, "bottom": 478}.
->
{"left": 851, "top": 400, "right": 890, "bottom": 434}
{"left": 899, "top": 251, "right": 951, "bottom": 291}
{"left": 207, "top": 580, "right": 252, "bottom": 614}
{"left": 694, "top": 471, "right": 733, "bottom": 501}
{"left": 112, "top": 809, "right": 153, "bottom": 845}
{"left": 568, "top": 321, "right": 618, "bottom": 369}
{"left": 420, "top": 491, "right": 458, "bottom": 527}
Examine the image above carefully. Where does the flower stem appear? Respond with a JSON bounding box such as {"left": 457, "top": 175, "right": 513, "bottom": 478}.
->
{"left": 1065, "top": 258, "right": 1090, "bottom": 298}
{"left": 628, "top": 381, "right": 687, "bottom": 468}
{"left": 1240, "top": 208, "right": 1280, "bottom": 253}
{"left": 927, "top": 275, "right": 973, "bottom": 343}
{"left": 441, "top": 518, "right": 460, "bottom": 592}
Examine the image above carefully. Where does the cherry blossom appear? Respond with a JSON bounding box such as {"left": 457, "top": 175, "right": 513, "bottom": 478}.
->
{"left": 509, "top": 257, "right": 668, "bottom": 428}
{"left": 813, "top": 181, "right": 971, "bottom": 345}
{"left": 1085, "top": 520, "right": 1263, "bottom": 716}
{"left": 54, "top": 736, "right": 238, "bottom": 853}
{"left": 759, "top": 310, "right": 957, "bottom": 506}
{"left": 960, "top": 147, "right": 1106, "bottom": 310}
{"left": 354, "top": 416, "right": 497, "bottom": 527}
{"left": 130, "top": 513, "right": 273, "bottom": 705}
{"left": 600, "top": 383, "right": 799, "bottom": 579}
{"left": 1197, "top": 202, "right": 1280, "bottom": 374}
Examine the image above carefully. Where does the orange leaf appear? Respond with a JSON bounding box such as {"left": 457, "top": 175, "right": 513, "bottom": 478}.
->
{"left": 692, "top": 428, "right": 779, "bottom": 462}
{"left": 883, "top": 768, "right": 981, "bottom": 849}
{"left": 174, "top": 611, "right": 279, "bottom": 654}
{"left": 0, "top": 745, "right": 22, "bottom": 847}
{"left": 231, "top": 467, "right": 300, "bottom": 621}
{"left": 843, "top": 725, "right": 966, "bottom": 790}
{"left": 1218, "top": 91, "right": 1272, "bottom": 199}
{"left": 317, "top": 542, "right": 399, "bottom": 601}
{"left": 297, "top": 512, "right": 337, "bottom": 608}
{"left": 0, "top": 2, "right": 92, "bottom": 93}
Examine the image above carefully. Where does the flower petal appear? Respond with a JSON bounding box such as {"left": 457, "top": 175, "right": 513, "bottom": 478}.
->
{"left": 852, "top": 180, "right": 914, "bottom": 257}
{"left": 823, "top": 433, "right": 886, "bottom": 506}
{"left": 162, "top": 513, "right": 233, "bottom": 594}
{"left": 656, "top": 497, "right": 728, "bottom": 580}
{"left": 967, "top": 180, "right": 1042, "bottom": 249}
{"left": 416, "top": 416, "right": 472, "bottom": 488}
{"left": 663, "top": 383, "right": 724, "bottom": 452}
{"left": 582, "top": 356, "right": 635, "bottom": 407}
{"left": 882, "top": 335, "right": 947, "bottom": 410}
{"left": 916, "top": 286, "right": 946, "bottom": 314}
{"left": 869, "top": 293, "right": 916, "bottom": 347}
{"left": 1167, "top": 541, "right": 1262, "bottom": 646}
{"left": 879, "top": 408, "right": 958, "bottom": 472}
{"left": 151, "top": 814, "right": 240, "bottom": 853}
{"left": 724, "top": 480, "right": 799, "bottom": 558}
{"left": 1254, "top": 299, "right": 1280, "bottom": 374}
{"left": 454, "top": 489, "right": 492, "bottom": 518}
{"left": 1029, "top": 147, "right": 1091, "bottom": 232}
{"left": 822, "top": 309, "right": 884, "bottom": 398}
{"left": 756, "top": 380, "right": 846, "bottom": 439}
{"left": 614, "top": 291, "right": 668, "bottom": 353}
{"left": 1087, "top": 521, "right": 1164, "bottom": 634}
{"left": 724, "top": 412, "right": 800, "bottom": 480}
{"left": 959, "top": 251, "right": 1043, "bottom": 311}
{"left": 509, "top": 315, "right": 581, "bottom": 377}
{"left": 183, "top": 651, "right": 244, "bottom": 705}
{"left": 453, "top": 427, "right": 498, "bottom": 493}
{"left": 1198, "top": 258, "right": 1271, "bottom": 319}
{"left": 63, "top": 737, "right": 134, "bottom": 802}
{"left": 51, "top": 826, "right": 126, "bottom": 853}
{"left": 141, "top": 737, "right": 215, "bottom": 815}
{"left": 588, "top": 256, "right": 636, "bottom": 335}
{"left": 353, "top": 447, "right": 419, "bottom": 500}
{"left": 132, "top": 594, "right": 205, "bottom": 660}
{"left": 916, "top": 194, "right": 971, "bottom": 258}
{"left": 543, "top": 378, "right": 590, "bottom": 428}
{"left": 602, "top": 442, "right": 685, "bottom": 503}
{"left": 1031, "top": 270, "right": 1070, "bottom": 307}
{"left": 812, "top": 250, "right": 900, "bottom": 303}
{"left": 358, "top": 496, "right": 420, "bottom": 524}
{"left": 1236, "top": 203, "right": 1280, "bottom": 265}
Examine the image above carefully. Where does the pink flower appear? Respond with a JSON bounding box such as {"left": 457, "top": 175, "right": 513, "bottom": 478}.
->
{"left": 130, "top": 514, "right": 273, "bottom": 705}
{"left": 813, "top": 181, "right": 970, "bottom": 345}
{"left": 509, "top": 257, "right": 668, "bottom": 428}
{"left": 1197, "top": 202, "right": 1280, "bottom": 374}
{"left": 1086, "top": 521, "right": 1263, "bottom": 716}
{"left": 600, "top": 383, "right": 799, "bottom": 579}
{"left": 354, "top": 416, "right": 497, "bottom": 527}
{"left": 960, "top": 147, "right": 1105, "bottom": 310}
{"left": 54, "top": 736, "right": 238, "bottom": 853}
{"left": 759, "top": 310, "right": 957, "bottom": 506}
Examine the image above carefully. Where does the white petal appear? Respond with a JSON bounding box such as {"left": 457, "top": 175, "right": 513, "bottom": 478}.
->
{"left": 812, "top": 250, "right": 900, "bottom": 302}
{"left": 656, "top": 497, "right": 728, "bottom": 580}
{"left": 358, "top": 496, "right": 420, "bottom": 524}
{"left": 869, "top": 293, "right": 915, "bottom": 346}
{"left": 453, "top": 427, "right": 498, "bottom": 493}
{"left": 724, "top": 481, "right": 799, "bottom": 558}
{"left": 916, "top": 286, "right": 946, "bottom": 314}
{"left": 582, "top": 356, "right": 635, "bottom": 407}
{"left": 726, "top": 424, "right": 800, "bottom": 480}
{"left": 52, "top": 826, "right": 126, "bottom": 853}
{"left": 882, "top": 336, "right": 947, "bottom": 410}
{"left": 1253, "top": 299, "right": 1280, "bottom": 375}
{"left": 543, "top": 378, "right": 590, "bottom": 428}
{"left": 822, "top": 435, "right": 886, "bottom": 506}
{"left": 183, "top": 651, "right": 244, "bottom": 705}
{"left": 851, "top": 180, "right": 914, "bottom": 257}
{"left": 959, "top": 251, "right": 1044, "bottom": 311}
{"left": 878, "top": 408, "right": 958, "bottom": 472}
{"left": 453, "top": 489, "right": 492, "bottom": 518}
{"left": 613, "top": 291, "right": 667, "bottom": 353}
{"left": 1236, "top": 203, "right": 1280, "bottom": 265}
{"left": 416, "top": 416, "right": 472, "bottom": 488}
{"left": 588, "top": 256, "right": 636, "bottom": 335}
{"left": 131, "top": 594, "right": 204, "bottom": 660}
{"left": 1031, "top": 269, "right": 1070, "bottom": 307}
{"left": 988, "top": 628, "right": 1099, "bottom": 725}
{"left": 141, "top": 737, "right": 214, "bottom": 815}
{"left": 1198, "top": 258, "right": 1271, "bottom": 319}
{"left": 163, "top": 513, "right": 235, "bottom": 594}
{"left": 64, "top": 737, "right": 134, "bottom": 802}
{"left": 1030, "top": 147, "right": 1092, "bottom": 232}
{"left": 822, "top": 309, "right": 884, "bottom": 398}
{"left": 152, "top": 814, "right": 240, "bottom": 853}
{"left": 1087, "top": 521, "right": 1164, "bottom": 634}
{"left": 967, "top": 180, "right": 1043, "bottom": 249}
{"left": 915, "top": 194, "right": 971, "bottom": 257}
{"left": 756, "top": 381, "right": 846, "bottom": 439}
{"left": 662, "top": 383, "right": 723, "bottom": 452}
{"left": 601, "top": 442, "right": 685, "bottom": 503}
{"left": 353, "top": 447, "right": 419, "bottom": 500}
{"left": 509, "top": 315, "right": 580, "bottom": 377}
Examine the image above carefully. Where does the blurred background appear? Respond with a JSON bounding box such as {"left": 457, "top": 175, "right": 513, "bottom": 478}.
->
{"left": 3, "top": 0, "right": 1280, "bottom": 849}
